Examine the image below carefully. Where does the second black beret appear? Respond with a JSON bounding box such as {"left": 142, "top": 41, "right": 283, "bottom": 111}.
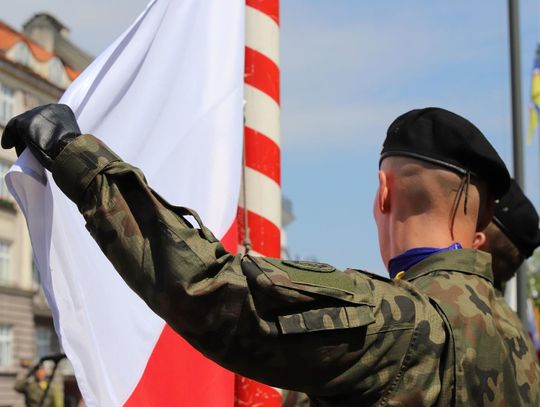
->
{"left": 493, "top": 179, "right": 540, "bottom": 258}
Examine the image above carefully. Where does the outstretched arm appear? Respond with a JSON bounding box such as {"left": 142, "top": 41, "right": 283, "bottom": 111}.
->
{"left": 3, "top": 105, "right": 448, "bottom": 401}
{"left": 53, "top": 135, "right": 446, "bottom": 398}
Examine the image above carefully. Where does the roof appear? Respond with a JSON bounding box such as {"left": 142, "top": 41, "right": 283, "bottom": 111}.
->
{"left": 64, "top": 65, "right": 78, "bottom": 81}
{"left": 24, "top": 13, "right": 68, "bottom": 33}
{"left": 0, "top": 20, "right": 80, "bottom": 83}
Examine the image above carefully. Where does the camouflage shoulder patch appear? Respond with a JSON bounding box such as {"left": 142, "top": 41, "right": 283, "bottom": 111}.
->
{"left": 250, "top": 258, "right": 376, "bottom": 333}
{"left": 259, "top": 257, "right": 371, "bottom": 304}
{"left": 281, "top": 260, "right": 335, "bottom": 273}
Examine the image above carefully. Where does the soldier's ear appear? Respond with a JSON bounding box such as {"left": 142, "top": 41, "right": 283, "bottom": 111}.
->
{"left": 473, "top": 231, "right": 487, "bottom": 250}
{"left": 377, "top": 170, "right": 390, "bottom": 214}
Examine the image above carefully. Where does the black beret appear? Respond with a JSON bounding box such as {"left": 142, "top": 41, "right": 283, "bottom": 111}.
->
{"left": 380, "top": 107, "right": 510, "bottom": 198}
{"left": 493, "top": 179, "right": 540, "bottom": 258}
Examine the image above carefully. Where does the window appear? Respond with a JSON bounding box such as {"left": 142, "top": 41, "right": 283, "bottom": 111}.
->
{"left": 0, "top": 325, "right": 13, "bottom": 367}
{"left": 0, "top": 161, "right": 12, "bottom": 200}
{"left": 0, "top": 241, "right": 11, "bottom": 284}
{"left": 35, "top": 324, "right": 60, "bottom": 359}
{"left": 22, "top": 91, "right": 40, "bottom": 110}
{"left": 13, "top": 42, "right": 31, "bottom": 67}
{"left": 0, "top": 83, "right": 14, "bottom": 126}
{"left": 48, "top": 58, "right": 65, "bottom": 87}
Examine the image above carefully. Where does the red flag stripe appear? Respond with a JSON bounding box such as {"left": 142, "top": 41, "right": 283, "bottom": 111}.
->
{"left": 246, "top": 0, "right": 279, "bottom": 25}
{"left": 235, "top": 376, "right": 282, "bottom": 407}
{"left": 125, "top": 222, "right": 239, "bottom": 406}
{"left": 245, "top": 47, "right": 280, "bottom": 105}
{"left": 124, "top": 325, "right": 234, "bottom": 407}
{"left": 245, "top": 126, "right": 281, "bottom": 185}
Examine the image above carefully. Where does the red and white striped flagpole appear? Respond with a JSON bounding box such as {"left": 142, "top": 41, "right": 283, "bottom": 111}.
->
{"left": 238, "top": 0, "right": 281, "bottom": 259}
{"left": 235, "top": 0, "right": 281, "bottom": 405}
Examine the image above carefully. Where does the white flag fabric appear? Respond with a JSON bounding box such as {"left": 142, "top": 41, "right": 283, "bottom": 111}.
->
{"left": 6, "top": 0, "right": 244, "bottom": 405}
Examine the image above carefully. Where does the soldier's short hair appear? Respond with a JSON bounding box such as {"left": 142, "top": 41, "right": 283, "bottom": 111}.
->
{"left": 483, "top": 222, "right": 524, "bottom": 285}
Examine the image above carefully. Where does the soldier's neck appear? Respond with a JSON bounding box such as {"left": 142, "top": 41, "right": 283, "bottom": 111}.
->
{"left": 388, "top": 215, "right": 474, "bottom": 260}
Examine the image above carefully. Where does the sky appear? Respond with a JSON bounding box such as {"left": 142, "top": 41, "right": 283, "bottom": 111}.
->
{"left": 281, "top": 1, "right": 540, "bottom": 273}
{"left": 3, "top": 0, "right": 540, "bottom": 274}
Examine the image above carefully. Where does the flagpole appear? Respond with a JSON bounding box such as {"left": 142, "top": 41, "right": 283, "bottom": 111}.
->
{"left": 236, "top": 0, "right": 282, "bottom": 405}
{"left": 240, "top": 0, "right": 281, "bottom": 258}
{"left": 508, "top": 0, "right": 528, "bottom": 324}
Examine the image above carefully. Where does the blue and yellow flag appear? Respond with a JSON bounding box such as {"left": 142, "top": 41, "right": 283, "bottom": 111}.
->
{"left": 528, "top": 44, "right": 540, "bottom": 143}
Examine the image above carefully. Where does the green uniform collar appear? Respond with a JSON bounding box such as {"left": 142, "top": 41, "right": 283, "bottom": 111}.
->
{"left": 402, "top": 248, "right": 494, "bottom": 284}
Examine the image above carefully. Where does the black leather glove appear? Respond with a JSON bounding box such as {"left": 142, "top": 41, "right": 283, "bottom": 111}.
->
{"left": 1, "top": 104, "right": 81, "bottom": 171}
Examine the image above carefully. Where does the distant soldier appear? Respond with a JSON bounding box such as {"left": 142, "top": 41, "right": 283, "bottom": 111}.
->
{"left": 14, "top": 362, "right": 61, "bottom": 407}
{"left": 473, "top": 178, "right": 540, "bottom": 290}
{"left": 473, "top": 179, "right": 540, "bottom": 361}
{"left": 4, "top": 105, "right": 540, "bottom": 406}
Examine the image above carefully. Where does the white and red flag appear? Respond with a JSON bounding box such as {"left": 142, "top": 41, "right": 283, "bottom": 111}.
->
{"left": 6, "top": 0, "right": 247, "bottom": 405}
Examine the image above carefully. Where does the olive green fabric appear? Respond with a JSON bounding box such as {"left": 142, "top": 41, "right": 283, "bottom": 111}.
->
{"left": 405, "top": 249, "right": 540, "bottom": 406}
{"left": 14, "top": 378, "right": 60, "bottom": 407}
{"left": 52, "top": 134, "right": 121, "bottom": 204}
{"left": 52, "top": 134, "right": 540, "bottom": 406}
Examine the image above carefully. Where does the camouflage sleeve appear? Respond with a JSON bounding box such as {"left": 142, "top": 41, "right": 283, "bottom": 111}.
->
{"left": 51, "top": 135, "right": 448, "bottom": 400}
{"left": 13, "top": 377, "right": 28, "bottom": 393}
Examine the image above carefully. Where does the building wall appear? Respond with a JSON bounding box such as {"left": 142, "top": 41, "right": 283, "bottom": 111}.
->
{"left": 0, "top": 288, "right": 34, "bottom": 407}
{"left": 0, "top": 70, "right": 60, "bottom": 407}
{"left": 0, "top": 15, "right": 88, "bottom": 407}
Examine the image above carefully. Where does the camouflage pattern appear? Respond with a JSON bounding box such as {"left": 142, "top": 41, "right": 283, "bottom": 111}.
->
{"left": 14, "top": 378, "right": 58, "bottom": 407}
{"left": 405, "top": 250, "right": 540, "bottom": 406}
{"left": 51, "top": 134, "right": 540, "bottom": 406}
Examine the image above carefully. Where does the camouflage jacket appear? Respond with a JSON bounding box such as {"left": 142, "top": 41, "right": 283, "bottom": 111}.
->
{"left": 403, "top": 250, "right": 540, "bottom": 406}
{"left": 14, "top": 378, "right": 57, "bottom": 407}
{"left": 51, "top": 135, "right": 540, "bottom": 407}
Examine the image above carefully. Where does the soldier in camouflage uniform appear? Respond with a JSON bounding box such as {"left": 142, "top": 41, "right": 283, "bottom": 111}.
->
{"left": 473, "top": 178, "right": 540, "bottom": 364}
{"left": 3, "top": 105, "right": 539, "bottom": 406}
{"left": 473, "top": 178, "right": 540, "bottom": 290}
{"left": 14, "top": 363, "right": 60, "bottom": 407}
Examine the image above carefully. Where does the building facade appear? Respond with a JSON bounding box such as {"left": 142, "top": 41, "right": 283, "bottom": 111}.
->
{"left": 0, "top": 14, "right": 90, "bottom": 407}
